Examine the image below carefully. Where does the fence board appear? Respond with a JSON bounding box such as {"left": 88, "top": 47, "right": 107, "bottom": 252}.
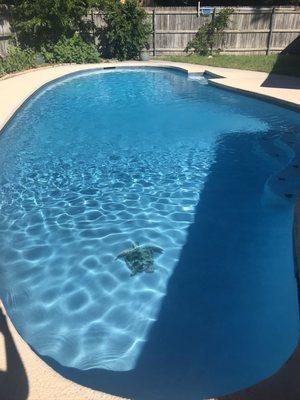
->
{"left": 0, "top": 5, "right": 11, "bottom": 58}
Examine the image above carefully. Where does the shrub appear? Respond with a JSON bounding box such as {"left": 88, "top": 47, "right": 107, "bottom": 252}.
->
{"left": 41, "top": 35, "right": 100, "bottom": 64}
{"left": 99, "top": 0, "right": 151, "bottom": 61}
{"left": 186, "top": 8, "right": 233, "bottom": 56}
{"left": 11, "top": 0, "right": 96, "bottom": 50}
{"left": 0, "top": 45, "right": 37, "bottom": 76}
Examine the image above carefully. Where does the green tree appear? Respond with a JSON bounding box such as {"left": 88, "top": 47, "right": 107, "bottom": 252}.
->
{"left": 10, "top": 0, "right": 98, "bottom": 49}
{"left": 99, "top": 0, "right": 151, "bottom": 60}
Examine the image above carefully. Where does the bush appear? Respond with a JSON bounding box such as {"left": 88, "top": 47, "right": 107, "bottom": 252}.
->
{"left": 0, "top": 45, "right": 37, "bottom": 76}
{"left": 41, "top": 35, "right": 100, "bottom": 64}
{"left": 186, "top": 8, "right": 233, "bottom": 56}
{"left": 99, "top": 0, "right": 151, "bottom": 61}
{"left": 11, "top": 0, "right": 96, "bottom": 50}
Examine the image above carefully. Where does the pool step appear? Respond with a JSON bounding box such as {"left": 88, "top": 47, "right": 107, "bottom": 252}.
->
{"left": 261, "top": 132, "right": 300, "bottom": 205}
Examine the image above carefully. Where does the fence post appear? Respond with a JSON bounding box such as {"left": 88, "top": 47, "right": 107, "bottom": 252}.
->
{"left": 152, "top": 8, "right": 156, "bottom": 57}
{"left": 7, "top": 4, "right": 18, "bottom": 47}
{"left": 266, "top": 7, "right": 275, "bottom": 55}
{"left": 210, "top": 7, "right": 216, "bottom": 54}
{"left": 91, "top": 9, "right": 96, "bottom": 45}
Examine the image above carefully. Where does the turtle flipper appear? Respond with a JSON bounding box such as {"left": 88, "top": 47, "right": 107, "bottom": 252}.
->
{"left": 148, "top": 245, "right": 163, "bottom": 254}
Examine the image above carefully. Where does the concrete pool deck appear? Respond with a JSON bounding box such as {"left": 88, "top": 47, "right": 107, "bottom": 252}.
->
{"left": 0, "top": 60, "right": 300, "bottom": 400}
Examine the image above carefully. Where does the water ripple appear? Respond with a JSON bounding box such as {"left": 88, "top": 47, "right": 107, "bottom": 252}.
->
{"left": 0, "top": 68, "right": 298, "bottom": 378}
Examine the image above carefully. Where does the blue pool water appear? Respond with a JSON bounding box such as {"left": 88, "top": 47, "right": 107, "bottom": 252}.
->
{"left": 0, "top": 68, "right": 299, "bottom": 399}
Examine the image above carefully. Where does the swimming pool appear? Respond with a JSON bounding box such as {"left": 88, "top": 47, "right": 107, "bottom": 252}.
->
{"left": 0, "top": 67, "right": 299, "bottom": 399}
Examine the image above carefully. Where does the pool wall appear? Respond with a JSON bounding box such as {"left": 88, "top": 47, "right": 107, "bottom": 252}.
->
{"left": 294, "top": 197, "right": 300, "bottom": 292}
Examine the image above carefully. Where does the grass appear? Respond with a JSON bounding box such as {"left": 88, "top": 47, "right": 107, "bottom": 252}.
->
{"left": 157, "top": 54, "right": 300, "bottom": 78}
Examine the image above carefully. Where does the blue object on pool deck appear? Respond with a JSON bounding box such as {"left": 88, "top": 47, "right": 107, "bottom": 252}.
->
{"left": 0, "top": 68, "right": 299, "bottom": 400}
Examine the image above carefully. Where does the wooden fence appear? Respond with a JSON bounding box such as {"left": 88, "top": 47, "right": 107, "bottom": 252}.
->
{"left": 1, "top": 5, "right": 299, "bottom": 58}
{"left": 0, "top": 5, "right": 11, "bottom": 58}
{"left": 144, "top": 6, "right": 300, "bottom": 55}
{"left": 91, "top": 6, "right": 300, "bottom": 55}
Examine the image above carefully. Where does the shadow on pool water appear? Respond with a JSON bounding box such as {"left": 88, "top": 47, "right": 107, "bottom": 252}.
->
{"left": 42, "top": 131, "right": 299, "bottom": 400}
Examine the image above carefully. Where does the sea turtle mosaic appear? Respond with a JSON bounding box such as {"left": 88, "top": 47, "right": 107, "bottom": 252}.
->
{"left": 116, "top": 242, "right": 163, "bottom": 276}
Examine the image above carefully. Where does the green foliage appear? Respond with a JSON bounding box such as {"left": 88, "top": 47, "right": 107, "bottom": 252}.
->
{"left": 0, "top": 35, "right": 100, "bottom": 78}
{"left": 41, "top": 35, "right": 100, "bottom": 64}
{"left": 0, "top": 45, "right": 37, "bottom": 76}
{"left": 0, "top": 63, "right": 5, "bottom": 77}
{"left": 11, "top": 0, "right": 97, "bottom": 50}
{"left": 186, "top": 8, "right": 233, "bottom": 56}
{"left": 99, "top": 0, "right": 151, "bottom": 61}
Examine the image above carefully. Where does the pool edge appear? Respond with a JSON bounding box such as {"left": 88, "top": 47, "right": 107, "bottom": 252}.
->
{"left": 207, "top": 77, "right": 300, "bottom": 112}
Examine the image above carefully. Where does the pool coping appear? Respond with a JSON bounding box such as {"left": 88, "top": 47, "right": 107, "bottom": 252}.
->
{"left": 208, "top": 79, "right": 300, "bottom": 112}
{"left": 0, "top": 60, "right": 300, "bottom": 400}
